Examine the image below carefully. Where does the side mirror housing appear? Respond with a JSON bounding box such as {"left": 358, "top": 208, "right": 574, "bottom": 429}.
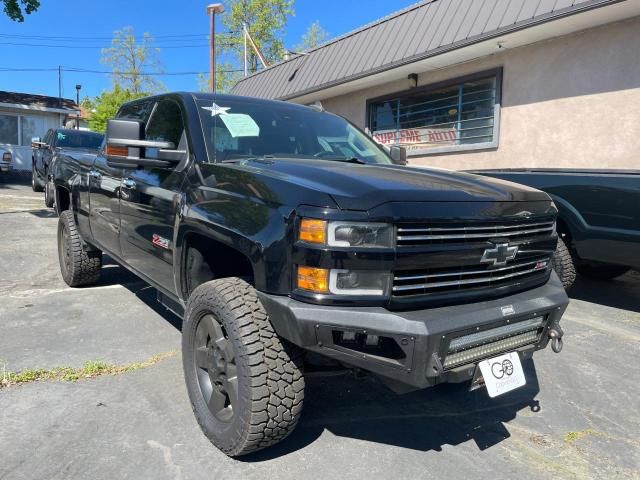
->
{"left": 105, "top": 119, "right": 183, "bottom": 167}
{"left": 389, "top": 145, "right": 408, "bottom": 165}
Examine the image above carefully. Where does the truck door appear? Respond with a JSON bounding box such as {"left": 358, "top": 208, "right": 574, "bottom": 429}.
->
{"left": 34, "top": 129, "right": 52, "bottom": 177}
{"left": 118, "top": 98, "right": 188, "bottom": 294}
{"left": 87, "top": 154, "right": 123, "bottom": 257}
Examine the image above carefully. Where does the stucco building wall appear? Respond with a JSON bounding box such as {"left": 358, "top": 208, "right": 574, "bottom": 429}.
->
{"left": 317, "top": 16, "right": 640, "bottom": 170}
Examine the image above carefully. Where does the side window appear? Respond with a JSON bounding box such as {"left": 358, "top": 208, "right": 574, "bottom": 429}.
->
{"left": 43, "top": 129, "right": 53, "bottom": 146}
{"left": 145, "top": 99, "right": 185, "bottom": 148}
{"left": 117, "top": 101, "right": 153, "bottom": 122}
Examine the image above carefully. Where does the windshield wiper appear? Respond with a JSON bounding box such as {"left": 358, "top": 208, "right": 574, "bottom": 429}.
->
{"left": 322, "top": 156, "right": 367, "bottom": 165}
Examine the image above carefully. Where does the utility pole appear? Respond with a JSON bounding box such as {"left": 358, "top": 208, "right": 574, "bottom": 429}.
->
{"left": 58, "top": 65, "right": 63, "bottom": 126}
{"left": 75, "top": 84, "right": 82, "bottom": 130}
{"left": 58, "top": 65, "right": 62, "bottom": 106}
{"left": 243, "top": 22, "right": 248, "bottom": 77}
{"left": 207, "top": 3, "right": 225, "bottom": 93}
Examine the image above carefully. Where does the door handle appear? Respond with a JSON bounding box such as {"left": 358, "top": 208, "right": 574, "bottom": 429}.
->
{"left": 122, "top": 178, "right": 136, "bottom": 189}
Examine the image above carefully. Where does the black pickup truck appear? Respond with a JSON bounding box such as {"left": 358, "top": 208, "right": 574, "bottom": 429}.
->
{"left": 53, "top": 93, "right": 568, "bottom": 456}
{"left": 31, "top": 128, "right": 103, "bottom": 203}
{"left": 471, "top": 169, "right": 640, "bottom": 286}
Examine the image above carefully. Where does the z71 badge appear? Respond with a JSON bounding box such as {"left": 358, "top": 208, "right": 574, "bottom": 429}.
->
{"left": 152, "top": 234, "right": 170, "bottom": 250}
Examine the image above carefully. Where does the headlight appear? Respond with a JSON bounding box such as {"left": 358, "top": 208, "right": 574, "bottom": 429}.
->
{"left": 298, "top": 218, "right": 394, "bottom": 248}
{"left": 329, "top": 269, "right": 391, "bottom": 296}
{"left": 328, "top": 222, "right": 394, "bottom": 248}
{"left": 297, "top": 266, "right": 391, "bottom": 296}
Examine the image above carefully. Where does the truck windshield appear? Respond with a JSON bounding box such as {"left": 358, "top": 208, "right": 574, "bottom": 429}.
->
{"left": 196, "top": 98, "right": 392, "bottom": 165}
{"left": 55, "top": 130, "right": 104, "bottom": 150}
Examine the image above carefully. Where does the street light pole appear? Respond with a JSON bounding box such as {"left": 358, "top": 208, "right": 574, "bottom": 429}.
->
{"left": 75, "top": 84, "right": 81, "bottom": 130}
{"left": 207, "top": 3, "right": 225, "bottom": 93}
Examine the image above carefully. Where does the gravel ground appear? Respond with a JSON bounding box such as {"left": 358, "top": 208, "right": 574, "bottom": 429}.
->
{"left": 0, "top": 181, "right": 638, "bottom": 480}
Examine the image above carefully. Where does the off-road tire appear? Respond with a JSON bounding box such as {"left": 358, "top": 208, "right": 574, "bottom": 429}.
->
{"left": 31, "top": 163, "right": 44, "bottom": 192}
{"left": 182, "top": 278, "right": 305, "bottom": 457}
{"left": 575, "top": 262, "right": 630, "bottom": 281}
{"left": 551, "top": 237, "right": 576, "bottom": 289}
{"left": 57, "top": 210, "right": 102, "bottom": 287}
{"left": 44, "top": 177, "right": 55, "bottom": 208}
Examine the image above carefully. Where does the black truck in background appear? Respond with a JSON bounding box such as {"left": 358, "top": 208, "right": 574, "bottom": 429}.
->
{"left": 470, "top": 169, "right": 640, "bottom": 287}
{"left": 31, "top": 129, "right": 103, "bottom": 206}
{"left": 52, "top": 92, "right": 568, "bottom": 456}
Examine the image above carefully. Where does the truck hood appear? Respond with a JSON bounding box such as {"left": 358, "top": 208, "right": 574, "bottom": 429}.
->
{"left": 242, "top": 158, "right": 551, "bottom": 210}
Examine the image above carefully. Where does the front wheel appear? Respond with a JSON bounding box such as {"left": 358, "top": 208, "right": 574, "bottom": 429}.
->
{"left": 44, "top": 177, "right": 55, "bottom": 209}
{"left": 182, "top": 278, "right": 305, "bottom": 457}
{"left": 551, "top": 237, "right": 576, "bottom": 289}
{"left": 57, "top": 210, "right": 102, "bottom": 287}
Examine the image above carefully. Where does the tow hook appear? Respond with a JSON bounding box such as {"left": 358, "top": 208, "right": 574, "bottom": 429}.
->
{"left": 548, "top": 327, "right": 564, "bottom": 353}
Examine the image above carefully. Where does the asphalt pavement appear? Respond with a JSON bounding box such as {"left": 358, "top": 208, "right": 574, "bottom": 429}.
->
{"left": 0, "top": 181, "right": 638, "bottom": 480}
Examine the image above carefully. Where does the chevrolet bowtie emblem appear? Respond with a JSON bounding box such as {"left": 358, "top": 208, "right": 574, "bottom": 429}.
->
{"left": 480, "top": 243, "right": 519, "bottom": 266}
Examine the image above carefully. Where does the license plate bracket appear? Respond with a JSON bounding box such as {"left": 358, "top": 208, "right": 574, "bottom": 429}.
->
{"left": 478, "top": 351, "right": 526, "bottom": 398}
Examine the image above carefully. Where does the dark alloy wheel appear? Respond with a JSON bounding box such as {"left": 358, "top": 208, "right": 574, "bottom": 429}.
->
{"left": 194, "top": 313, "right": 239, "bottom": 423}
{"left": 182, "top": 278, "right": 305, "bottom": 457}
{"left": 57, "top": 210, "right": 102, "bottom": 287}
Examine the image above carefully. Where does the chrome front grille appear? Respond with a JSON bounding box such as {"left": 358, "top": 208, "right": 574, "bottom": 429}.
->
{"left": 393, "top": 255, "right": 551, "bottom": 297}
{"left": 397, "top": 219, "right": 555, "bottom": 246}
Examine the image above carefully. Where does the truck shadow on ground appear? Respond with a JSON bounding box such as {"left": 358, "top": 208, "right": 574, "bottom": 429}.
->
{"left": 245, "top": 360, "right": 541, "bottom": 460}
{"left": 98, "top": 256, "right": 183, "bottom": 330}
{"left": 568, "top": 271, "right": 639, "bottom": 313}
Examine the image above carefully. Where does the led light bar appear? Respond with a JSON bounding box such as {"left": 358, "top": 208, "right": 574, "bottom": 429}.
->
{"left": 448, "top": 316, "right": 544, "bottom": 352}
{"left": 443, "top": 330, "right": 539, "bottom": 369}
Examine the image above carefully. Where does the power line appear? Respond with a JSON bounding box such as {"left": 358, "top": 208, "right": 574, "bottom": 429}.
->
{"left": 0, "top": 66, "right": 246, "bottom": 75}
{"left": 0, "top": 41, "right": 238, "bottom": 49}
{"left": 0, "top": 31, "right": 238, "bottom": 41}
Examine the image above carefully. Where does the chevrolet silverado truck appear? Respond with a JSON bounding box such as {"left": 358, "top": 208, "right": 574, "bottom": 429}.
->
{"left": 54, "top": 93, "right": 568, "bottom": 456}
{"left": 471, "top": 169, "right": 640, "bottom": 287}
{"left": 31, "top": 128, "right": 103, "bottom": 201}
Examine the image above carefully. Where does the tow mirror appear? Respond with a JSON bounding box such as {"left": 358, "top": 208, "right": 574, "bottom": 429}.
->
{"left": 31, "top": 137, "right": 46, "bottom": 149}
{"left": 105, "top": 119, "right": 185, "bottom": 167}
{"left": 389, "top": 145, "right": 408, "bottom": 165}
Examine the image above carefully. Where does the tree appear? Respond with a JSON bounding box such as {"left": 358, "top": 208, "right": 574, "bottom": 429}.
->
{"left": 101, "top": 26, "right": 165, "bottom": 94}
{"left": 295, "top": 21, "right": 329, "bottom": 52}
{"left": 2, "top": 0, "right": 39, "bottom": 21}
{"left": 219, "top": 0, "right": 294, "bottom": 74}
{"left": 87, "top": 86, "right": 147, "bottom": 133}
{"left": 196, "top": 63, "right": 242, "bottom": 94}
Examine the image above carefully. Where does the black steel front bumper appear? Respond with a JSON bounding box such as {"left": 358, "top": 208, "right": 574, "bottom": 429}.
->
{"left": 259, "top": 273, "right": 569, "bottom": 392}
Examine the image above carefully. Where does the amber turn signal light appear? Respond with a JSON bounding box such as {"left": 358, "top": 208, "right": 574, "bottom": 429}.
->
{"left": 299, "top": 219, "right": 327, "bottom": 244}
{"left": 297, "top": 266, "right": 329, "bottom": 293}
{"left": 105, "top": 144, "right": 128, "bottom": 157}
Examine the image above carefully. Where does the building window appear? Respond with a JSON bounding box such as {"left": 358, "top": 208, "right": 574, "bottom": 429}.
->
{"left": 0, "top": 114, "right": 19, "bottom": 146}
{"left": 21, "top": 116, "right": 45, "bottom": 146}
{"left": 368, "top": 70, "right": 501, "bottom": 155}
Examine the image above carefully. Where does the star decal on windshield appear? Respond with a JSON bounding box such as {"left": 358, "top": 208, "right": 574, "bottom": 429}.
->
{"left": 202, "top": 102, "right": 230, "bottom": 117}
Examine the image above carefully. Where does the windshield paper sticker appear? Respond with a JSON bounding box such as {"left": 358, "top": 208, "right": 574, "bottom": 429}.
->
{"left": 219, "top": 113, "right": 260, "bottom": 138}
{"left": 202, "top": 102, "right": 230, "bottom": 117}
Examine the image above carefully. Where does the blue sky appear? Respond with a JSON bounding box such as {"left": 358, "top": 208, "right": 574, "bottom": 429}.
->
{"left": 0, "top": 0, "right": 416, "bottom": 101}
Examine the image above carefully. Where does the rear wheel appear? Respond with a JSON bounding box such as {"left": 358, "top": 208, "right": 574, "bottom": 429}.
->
{"left": 182, "top": 278, "right": 305, "bottom": 457}
{"left": 576, "top": 262, "right": 630, "bottom": 280}
{"left": 31, "top": 163, "right": 44, "bottom": 192}
{"left": 551, "top": 237, "right": 576, "bottom": 289}
{"left": 57, "top": 210, "right": 102, "bottom": 287}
